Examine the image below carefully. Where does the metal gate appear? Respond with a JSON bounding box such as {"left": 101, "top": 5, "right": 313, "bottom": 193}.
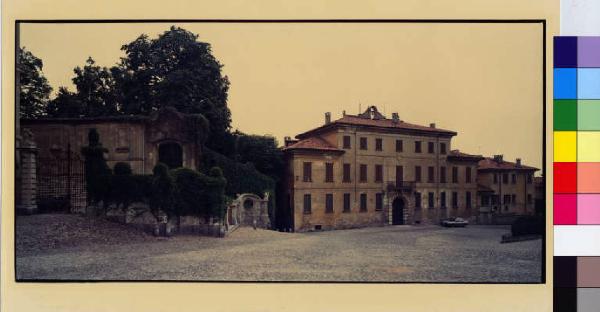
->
{"left": 36, "top": 144, "right": 87, "bottom": 213}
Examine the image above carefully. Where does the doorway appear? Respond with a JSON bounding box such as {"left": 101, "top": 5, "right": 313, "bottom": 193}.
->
{"left": 392, "top": 197, "right": 405, "bottom": 225}
{"left": 158, "top": 142, "right": 183, "bottom": 169}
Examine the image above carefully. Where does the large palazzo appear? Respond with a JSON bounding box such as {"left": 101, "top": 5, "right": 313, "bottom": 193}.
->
{"left": 283, "top": 106, "right": 538, "bottom": 232}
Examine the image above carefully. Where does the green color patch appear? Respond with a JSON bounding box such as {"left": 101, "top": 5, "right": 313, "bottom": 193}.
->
{"left": 554, "top": 100, "right": 577, "bottom": 131}
{"left": 578, "top": 100, "right": 600, "bottom": 130}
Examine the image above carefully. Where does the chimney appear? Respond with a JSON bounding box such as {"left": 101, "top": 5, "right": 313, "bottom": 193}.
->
{"left": 392, "top": 112, "right": 399, "bottom": 124}
{"left": 342, "top": 110, "right": 346, "bottom": 117}
{"left": 493, "top": 154, "right": 504, "bottom": 163}
{"left": 284, "top": 136, "right": 294, "bottom": 147}
{"left": 516, "top": 158, "right": 522, "bottom": 167}
{"left": 429, "top": 123, "right": 436, "bottom": 128}
{"left": 325, "top": 112, "right": 331, "bottom": 124}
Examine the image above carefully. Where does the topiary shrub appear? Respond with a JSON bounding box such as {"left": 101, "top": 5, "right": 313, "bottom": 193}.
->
{"left": 149, "top": 163, "right": 177, "bottom": 225}
{"left": 110, "top": 162, "right": 135, "bottom": 212}
{"left": 511, "top": 215, "right": 544, "bottom": 237}
{"left": 81, "top": 128, "right": 112, "bottom": 214}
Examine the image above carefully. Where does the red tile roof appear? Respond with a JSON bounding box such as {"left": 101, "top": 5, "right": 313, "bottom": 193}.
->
{"left": 296, "top": 114, "right": 457, "bottom": 139}
{"left": 447, "top": 150, "right": 484, "bottom": 161}
{"left": 283, "top": 136, "right": 343, "bottom": 153}
{"left": 478, "top": 157, "right": 538, "bottom": 171}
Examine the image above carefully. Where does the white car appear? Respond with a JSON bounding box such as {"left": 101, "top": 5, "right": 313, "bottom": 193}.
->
{"left": 441, "top": 217, "right": 469, "bottom": 227}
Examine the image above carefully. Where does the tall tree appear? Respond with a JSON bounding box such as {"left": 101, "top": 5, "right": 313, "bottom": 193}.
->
{"left": 18, "top": 47, "right": 52, "bottom": 119}
{"left": 46, "top": 87, "right": 81, "bottom": 118}
{"left": 72, "top": 57, "right": 118, "bottom": 117}
{"left": 113, "top": 26, "right": 231, "bottom": 152}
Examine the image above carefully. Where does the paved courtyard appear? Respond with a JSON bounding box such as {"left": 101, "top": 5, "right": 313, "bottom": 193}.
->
{"left": 16, "top": 214, "right": 542, "bottom": 282}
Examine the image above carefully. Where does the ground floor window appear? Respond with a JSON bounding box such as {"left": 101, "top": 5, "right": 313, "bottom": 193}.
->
{"left": 375, "top": 193, "right": 383, "bottom": 211}
{"left": 343, "top": 193, "right": 351, "bottom": 212}
{"left": 452, "top": 192, "right": 458, "bottom": 209}
{"left": 325, "top": 194, "right": 333, "bottom": 213}
{"left": 428, "top": 192, "right": 434, "bottom": 209}
{"left": 360, "top": 193, "right": 367, "bottom": 212}
{"left": 440, "top": 192, "right": 446, "bottom": 208}
{"left": 466, "top": 192, "right": 472, "bottom": 209}
{"left": 303, "top": 194, "right": 311, "bottom": 214}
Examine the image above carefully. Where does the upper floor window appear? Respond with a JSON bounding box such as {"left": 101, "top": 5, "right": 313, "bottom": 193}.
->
{"left": 325, "top": 162, "right": 334, "bottom": 183}
{"left": 527, "top": 174, "right": 533, "bottom": 184}
{"left": 415, "top": 141, "right": 422, "bottom": 153}
{"left": 512, "top": 174, "right": 517, "bottom": 184}
{"left": 360, "top": 137, "right": 368, "bottom": 150}
{"left": 440, "top": 143, "right": 447, "bottom": 155}
{"left": 415, "top": 166, "right": 422, "bottom": 182}
{"left": 493, "top": 173, "right": 498, "bottom": 183}
{"left": 428, "top": 142, "right": 435, "bottom": 154}
{"left": 303, "top": 162, "right": 312, "bottom": 182}
{"left": 440, "top": 166, "right": 447, "bottom": 183}
{"left": 503, "top": 173, "right": 509, "bottom": 184}
{"left": 452, "top": 166, "right": 458, "bottom": 183}
{"left": 396, "top": 139, "right": 403, "bottom": 152}
{"left": 375, "top": 138, "right": 383, "bottom": 151}
{"left": 466, "top": 167, "right": 472, "bottom": 183}
{"left": 343, "top": 163, "right": 351, "bottom": 183}
{"left": 441, "top": 192, "right": 446, "bottom": 208}
{"left": 359, "top": 164, "right": 368, "bottom": 182}
{"left": 375, "top": 164, "right": 383, "bottom": 182}
{"left": 427, "top": 166, "right": 435, "bottom": 183}
{"left": 343, "top": 135, "right": 351, "bottom": 149}
{"left": 396, "top": 166, "right": 403, "bottom": 183}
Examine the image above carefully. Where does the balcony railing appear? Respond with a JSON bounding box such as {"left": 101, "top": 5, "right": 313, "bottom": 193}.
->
{"left": 386, "top": 181, "right": 416, "bottom": 192}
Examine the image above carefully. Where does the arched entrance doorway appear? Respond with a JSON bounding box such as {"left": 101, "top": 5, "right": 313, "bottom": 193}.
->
{"left": 392, "top": 197, "right": 405, "bottom": 225}
{"left": 158, "top": 142, "right": 183, "bottom": 169}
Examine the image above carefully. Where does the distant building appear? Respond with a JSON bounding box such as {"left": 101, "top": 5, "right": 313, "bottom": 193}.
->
{"left": 282, "top": 106, "right": 491, "bottom": 232}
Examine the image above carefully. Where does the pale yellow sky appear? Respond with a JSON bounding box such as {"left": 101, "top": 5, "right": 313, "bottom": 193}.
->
{"left": 20, "top": 22, "right": 543, "bottom": 170}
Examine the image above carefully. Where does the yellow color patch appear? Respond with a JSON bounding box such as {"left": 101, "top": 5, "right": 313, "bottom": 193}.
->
{"left": 578, "top": 132, "right": 600, "bottom": 162}
{"left": 554, "top": 131, "right": 577, "bottom": 162}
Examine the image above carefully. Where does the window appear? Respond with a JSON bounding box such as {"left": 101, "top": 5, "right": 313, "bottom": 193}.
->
{"left": 359, "top": 164, "right": 368, "bottom": 182}
{"left": 428, "top": 142, "right": 434, "bottom": 154}
{"left": 415, "top": 166, "right": 422, "bottom": 182}
{"left": 511, "top": 194, "right": 516, "bottom": 204}
{"left": 343, "top": 135, "right": 351, "bottom": 149}
{"left": 440, "top": 166, "right": 447, "bottom": 183}
{"left": 527, "top": 174, "right": 533, "bottom": 184}
{"left": 428, "top": 166, "right": 435, "bottom": 183}
{"left": 415, "top": 141, "right": 422, "bottom": 153}
{"left": 360, "top": 193, "right": 367, "bottom": 212}
{"left": 493, "top": 173, "right": 498, "bottom": 183}
{"left": 511, "top": 174, "right": 516, "bottom": 184}
{"left": 360, "top": 137, "right": 368, "bottom": 150}
{"left": 466, "top": 192, "right": 472, "bottom": 209}
{"left": 343, "top": 193, "right": 351, "bottom": 212}
{"left": 428, "top": 192, "right": 435, "bottom": 208}
{"left": 325, "top": 162, "right": 334, "bottom": 183}
{"left": 396, "top": 139, "right": 403, "bottom": 152}
{"left": 375, "top": 193, "right": 383, "bottom": 211}
{"left": 503, "top": 173, "right": 508, "bottom": 184}
{"left": 375, "top": 138, "right": 383, "bottom": 151}
{"left": 466, "top": 167, "right": 472, "bottom": 183}
{"left": 343, "top": 163, "right": 351, "bottom": 182}
{"left": 375, "top": 164, "right": 383, "bottom": 182}
{"left": 303, "top": 194, "right": 311, "bottom": 214}
{"left": 441, "top": 192, "right": 446, "bottom": 208}
{"left": 325, "top": 194, "right": 333, "bottom": 213}
{"left": 527, "top": 194, "right": 533, "bottom": 204}
{"left": 440, "top": 142, "right": 447, "bottom": 154}
{"left": 452, "top": 192, "right": 458, "bottom": 208}
{"left": 303, "top": 162, "right": 312, "bottom": 182}
{"left": 504, "top": 194, "right": 511, "bottom": 204}
{"left": 396, "top": 166, "right": 403, "bottom": 183}
{"left": 415, "top": 192, "right": 422, "bottom": 209}
{"left": 452, "top": 167, "right": 458, "bottom": 183}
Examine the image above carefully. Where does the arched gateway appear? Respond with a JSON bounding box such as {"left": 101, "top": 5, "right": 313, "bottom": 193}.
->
{"left": 392, "top": 197, "right": 405, "bottom": 225}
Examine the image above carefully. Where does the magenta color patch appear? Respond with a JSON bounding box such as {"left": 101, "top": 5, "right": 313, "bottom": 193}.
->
{"left": 578, "top": 194, "right": 600, "bottom": 224}
{"left": 578, "top": 37, "right": 600, "bottom": 67}
{"left": 554, "top": 194, "right": 577, "bottom": 225}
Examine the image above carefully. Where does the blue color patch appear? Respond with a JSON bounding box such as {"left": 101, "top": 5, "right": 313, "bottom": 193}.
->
{"left": 554, "top": 68, "right": 578, "bottom": 99}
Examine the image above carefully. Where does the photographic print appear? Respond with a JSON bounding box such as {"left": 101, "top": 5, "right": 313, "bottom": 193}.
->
{"left": 15, "top": 21, "right": 545, "bottom": 282}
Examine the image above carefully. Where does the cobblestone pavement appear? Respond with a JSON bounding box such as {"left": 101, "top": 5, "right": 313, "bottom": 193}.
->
{"left": 16, "top": 215, "right": 542, "bottom": 282}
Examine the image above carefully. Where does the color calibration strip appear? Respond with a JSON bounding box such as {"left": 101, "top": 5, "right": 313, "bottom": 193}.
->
{"left": 554, "top": 36, "right": 600, "bottom": 312}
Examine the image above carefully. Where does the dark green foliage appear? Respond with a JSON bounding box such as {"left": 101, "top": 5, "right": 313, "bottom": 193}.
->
{"left": 113, "top": 26, "right": 231, "bottom": 153}
{"left": 231, "top": 132, "right": 284, "bottom": 181}
{"left": 110, "top": 162, "right": 134, "bottom": 210}
{"left": 81, "top": 129, "right": 111, "bottom": 206}
{"left": 18, "top": 47, "right": 52, "bottom": 119}
{"left": 149, "top": 163, "right": 177, "bottom": 221}
{"left": 46, "top": 87, "right": 81, "bottom": 118}
{"left": 113, "top": 162, "right": 133, "bottom": 175}
{"left": 206, "top": 167, "right": 227, "bottom": 221}
{"left": 171, "top": 167, "right": 228, "bottom": 222}
{"left": 511, "top": 215, "right": 544, "bottom": 237}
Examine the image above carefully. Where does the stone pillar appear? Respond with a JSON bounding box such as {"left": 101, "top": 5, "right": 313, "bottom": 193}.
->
{"left": 16, "top": 129, "right": 38, "bottom": 215}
